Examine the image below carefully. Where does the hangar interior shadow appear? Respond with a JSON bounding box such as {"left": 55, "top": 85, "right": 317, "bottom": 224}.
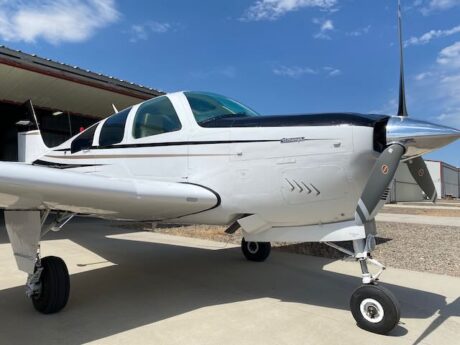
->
{"left": 0, "top": 216, "right": 457, "bottom": 345}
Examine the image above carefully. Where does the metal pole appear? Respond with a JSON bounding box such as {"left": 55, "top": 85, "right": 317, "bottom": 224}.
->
{"left": 67, "top": 111, "right": 72, "bottom": 137}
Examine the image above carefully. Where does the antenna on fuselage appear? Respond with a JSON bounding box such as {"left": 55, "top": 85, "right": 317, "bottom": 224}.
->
{"left": 112, "top": 104, "right": 119, "bottom": 113}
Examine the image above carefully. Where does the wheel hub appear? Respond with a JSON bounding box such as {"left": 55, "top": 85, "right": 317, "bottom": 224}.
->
{"left": 247, "top": 242, "right": 259, "bottom": 254}
{"left": 360, "top": 298, "right": 384, "bottom": 323}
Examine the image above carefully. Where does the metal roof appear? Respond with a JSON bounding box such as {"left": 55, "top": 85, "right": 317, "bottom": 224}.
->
{"left": 0, "top": 46, "right": 164, "bottom": 118}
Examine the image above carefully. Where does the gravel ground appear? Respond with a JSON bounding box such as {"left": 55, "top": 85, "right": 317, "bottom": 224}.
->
{"left": 128, "top": 222, "right": 460, "bottom": 277}
{"left": 380, "top": 207, "right": 460, "bottom": 217}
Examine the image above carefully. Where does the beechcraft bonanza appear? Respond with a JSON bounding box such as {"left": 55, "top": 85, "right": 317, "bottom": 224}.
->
{"left": 1, "top": 3, "right": 459, "bottom": 335}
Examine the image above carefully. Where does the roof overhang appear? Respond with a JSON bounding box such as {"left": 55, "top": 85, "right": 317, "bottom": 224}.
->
{"left": 0, "top": 46, "right": 164, "bottom": 118}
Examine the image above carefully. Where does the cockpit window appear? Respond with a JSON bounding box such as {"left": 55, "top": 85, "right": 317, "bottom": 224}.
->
{"left": 70, "top": 123, "right": 98, "bottom": 153}
{"left": 132, "top": 96, "right": 182, "bottom": 139}
{"left": 184, "top": 92, "right": 259, "bottom": 126}
{"left": 99, "top": 107, "right": 131, "bottom": 147}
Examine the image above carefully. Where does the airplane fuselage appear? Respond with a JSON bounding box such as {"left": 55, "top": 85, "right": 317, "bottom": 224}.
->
{"left": 29, "top": 92, "right": 386, "bottom": 227}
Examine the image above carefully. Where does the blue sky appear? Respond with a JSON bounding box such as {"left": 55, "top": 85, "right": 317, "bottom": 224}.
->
{"left": 0, "top": 0, "right": 459, "bottom": 165}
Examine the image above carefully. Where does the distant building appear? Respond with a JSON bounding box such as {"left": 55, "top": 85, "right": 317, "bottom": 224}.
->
{"left": 0, "top": 46, "right": 162, "bottom": 161}
{"left": 390, "top": 160, "right": 459, "bottom": 202}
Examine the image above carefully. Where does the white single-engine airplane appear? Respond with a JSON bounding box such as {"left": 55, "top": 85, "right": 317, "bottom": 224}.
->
{"left": 1, "top": 3, "right": 459, "bottom": 335}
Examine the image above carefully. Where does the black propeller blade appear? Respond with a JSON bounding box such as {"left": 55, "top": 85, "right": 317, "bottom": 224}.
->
{"left": 397, "top": 0, "right": 408, "bottom": 117}
{"left": 395, "top": 1, "right": 437, "bottom": 201}
{"left": 406, "top": 157, "right": 437, "bottom": 201}
{"left": 356, "top": 144, "right": 405, "bottom": 225}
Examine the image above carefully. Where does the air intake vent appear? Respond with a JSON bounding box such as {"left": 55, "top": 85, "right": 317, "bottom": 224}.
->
{"left": 373, "top": 118, "right": 389, "bottom": 153}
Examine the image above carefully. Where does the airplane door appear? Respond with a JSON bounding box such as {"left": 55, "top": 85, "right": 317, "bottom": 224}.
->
{"left": 125, "top": 97, "right": 188, "bottom": 182}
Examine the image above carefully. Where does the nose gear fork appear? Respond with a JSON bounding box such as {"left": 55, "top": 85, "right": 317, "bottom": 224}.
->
{"left": 353, "top": 236, "right": 386, "bottom": 285}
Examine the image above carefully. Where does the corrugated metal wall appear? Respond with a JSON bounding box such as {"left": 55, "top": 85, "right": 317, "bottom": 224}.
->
{"left": 390, "top": 161, "right": 459, "bottom": 202}
{"left": 441, "top": 163, "right": 459, "bottom": 198}
{"left": 390, "top": 163, "right": 426, "bottom": 202}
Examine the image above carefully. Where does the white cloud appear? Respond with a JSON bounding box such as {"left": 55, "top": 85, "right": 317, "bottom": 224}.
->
{"left": 405, "top": 25, "right": 460, "bottom": 46}
{"left": 419, "top": 0, "right": 460, "bottom": 14}
{"left": 373, "top": 40, "right": 460, "bottom": 128}
{"left": 436, "top": 109, "right": 460, "bottom": 127}
{"left": 405, "top": 41, "right": 460, "bottom": 128}
{"left": 437, "top": 41, "right": 460, "bottom": 68}
{"left": 273, "top": 65, "right": 341, "bottom": 78}
{"left": 313, "top": 18, "right": 334, "bottom": 39}
{"left": 415, "top": 71, "right": 434, "bottom": 80}
{"left": 0, "top": 0, "right": 119, "bottom": 44}
{"left": 129, "top": 21, "right": 173, "bottom": 43}
{"left": 241, "top": 0, "right": 337, "bottom": 21}
{"left": 346, "top": 25, "right": 371, "bottom": 37}
{"left": 273, "top": 65, "right": 317, "bottom": 78}
{"left": 323, "top": 66, "right": 341, "bottom": 76}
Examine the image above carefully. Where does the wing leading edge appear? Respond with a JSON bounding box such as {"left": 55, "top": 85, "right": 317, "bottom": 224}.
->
{"left": 0, "top": 162, "right": 218, "bottom": 220}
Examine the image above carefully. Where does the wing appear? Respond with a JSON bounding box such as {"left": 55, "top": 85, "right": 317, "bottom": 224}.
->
{"left": 0, "top": 162, "right": 218, "bottom": 220}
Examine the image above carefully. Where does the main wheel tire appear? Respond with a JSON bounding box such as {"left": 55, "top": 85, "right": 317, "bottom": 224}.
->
{"left": 241, "top": 239, "right": 271, "bottom": 262}
{"left": 32, "top": 256, "right": 70, "bottom": 314}
{"left": 350, "top": 284, "right": 400, "bottom": 335}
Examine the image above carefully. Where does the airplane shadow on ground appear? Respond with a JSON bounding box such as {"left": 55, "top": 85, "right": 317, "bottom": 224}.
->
{"left": 0, "top": 217, "right": 457, "bottom": 345}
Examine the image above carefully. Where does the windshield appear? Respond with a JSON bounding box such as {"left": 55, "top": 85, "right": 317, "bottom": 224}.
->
{"left": 184, "top": 92, "right": 259, "bottom": 125}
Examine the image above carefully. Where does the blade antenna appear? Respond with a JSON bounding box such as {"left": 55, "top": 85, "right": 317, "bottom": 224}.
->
{"left": 397, "top": 0, "right": 408, "bottom": 116}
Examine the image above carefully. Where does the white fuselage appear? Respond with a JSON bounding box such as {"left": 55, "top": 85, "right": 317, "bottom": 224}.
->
{"left": 29, "top": 92, "right": 378, "bottom": 227}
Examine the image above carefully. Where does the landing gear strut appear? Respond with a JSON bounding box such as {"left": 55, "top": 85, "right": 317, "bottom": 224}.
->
{"left": 326, "top": 235, "right": 401, "bottom": 334}
{"left": 4, "top": 210, "right": 73, "bottom": 314}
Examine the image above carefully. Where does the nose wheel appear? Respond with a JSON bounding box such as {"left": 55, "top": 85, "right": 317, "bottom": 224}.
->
{"left": 350, "top": 284, "right": 400, "bottom": 334}
{"left": 241, "top": 239, "right": 271, "bottom": 262}
{"left": 27, "top": 256, "right": 70, "bottom": 314}
{"left": 325, "top": 237, "right": 401, "bottom": 334}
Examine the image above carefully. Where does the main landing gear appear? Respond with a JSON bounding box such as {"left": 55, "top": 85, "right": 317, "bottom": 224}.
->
{"left": 27, "top": 256, "right": 70, "bottom": 314}
{"left": 4, "top": 210, "right": 74, "bottom": 314}
{"left": 241, "top": 238, "right": 271, "bottom": 262}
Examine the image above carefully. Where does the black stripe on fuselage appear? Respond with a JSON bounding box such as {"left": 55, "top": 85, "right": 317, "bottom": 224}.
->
{"left": 177, "top": 182, "right": 222, "bottom": 217}
{"left": 52, "top": 139, "right": 289, "bottom": 152}
{"left": 33, "top": 160, "right": 104, "bottom": 169}
{"left": 199, "top": 113, "right": 390, "bottom": 128}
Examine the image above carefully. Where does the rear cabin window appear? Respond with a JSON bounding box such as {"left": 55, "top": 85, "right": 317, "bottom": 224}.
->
{"left": 132, "top": 97, "right": 181, "bottom": 139}
{"left": 70, "top": 124, "right": 98, "bottom": 153}
{"left": 99, "top": 107, "right": 131, "bottom": 147}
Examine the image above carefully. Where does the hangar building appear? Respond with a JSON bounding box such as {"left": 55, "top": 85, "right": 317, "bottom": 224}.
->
{"left": 390, "top": 160, "right": 460, "bottom": 202}
{"left": 0, "top": 46, "right": 162, "bottom": 161}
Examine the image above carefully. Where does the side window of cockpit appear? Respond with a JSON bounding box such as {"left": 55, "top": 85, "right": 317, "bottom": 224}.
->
{"left": 70, "top": 124, "right": 97, "bottom": 153}
{"left": 99, "top": 107, "right": 131, "bottom": 147}
{"left": 132, "top": 96, "right": 182, "bottom": 139}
